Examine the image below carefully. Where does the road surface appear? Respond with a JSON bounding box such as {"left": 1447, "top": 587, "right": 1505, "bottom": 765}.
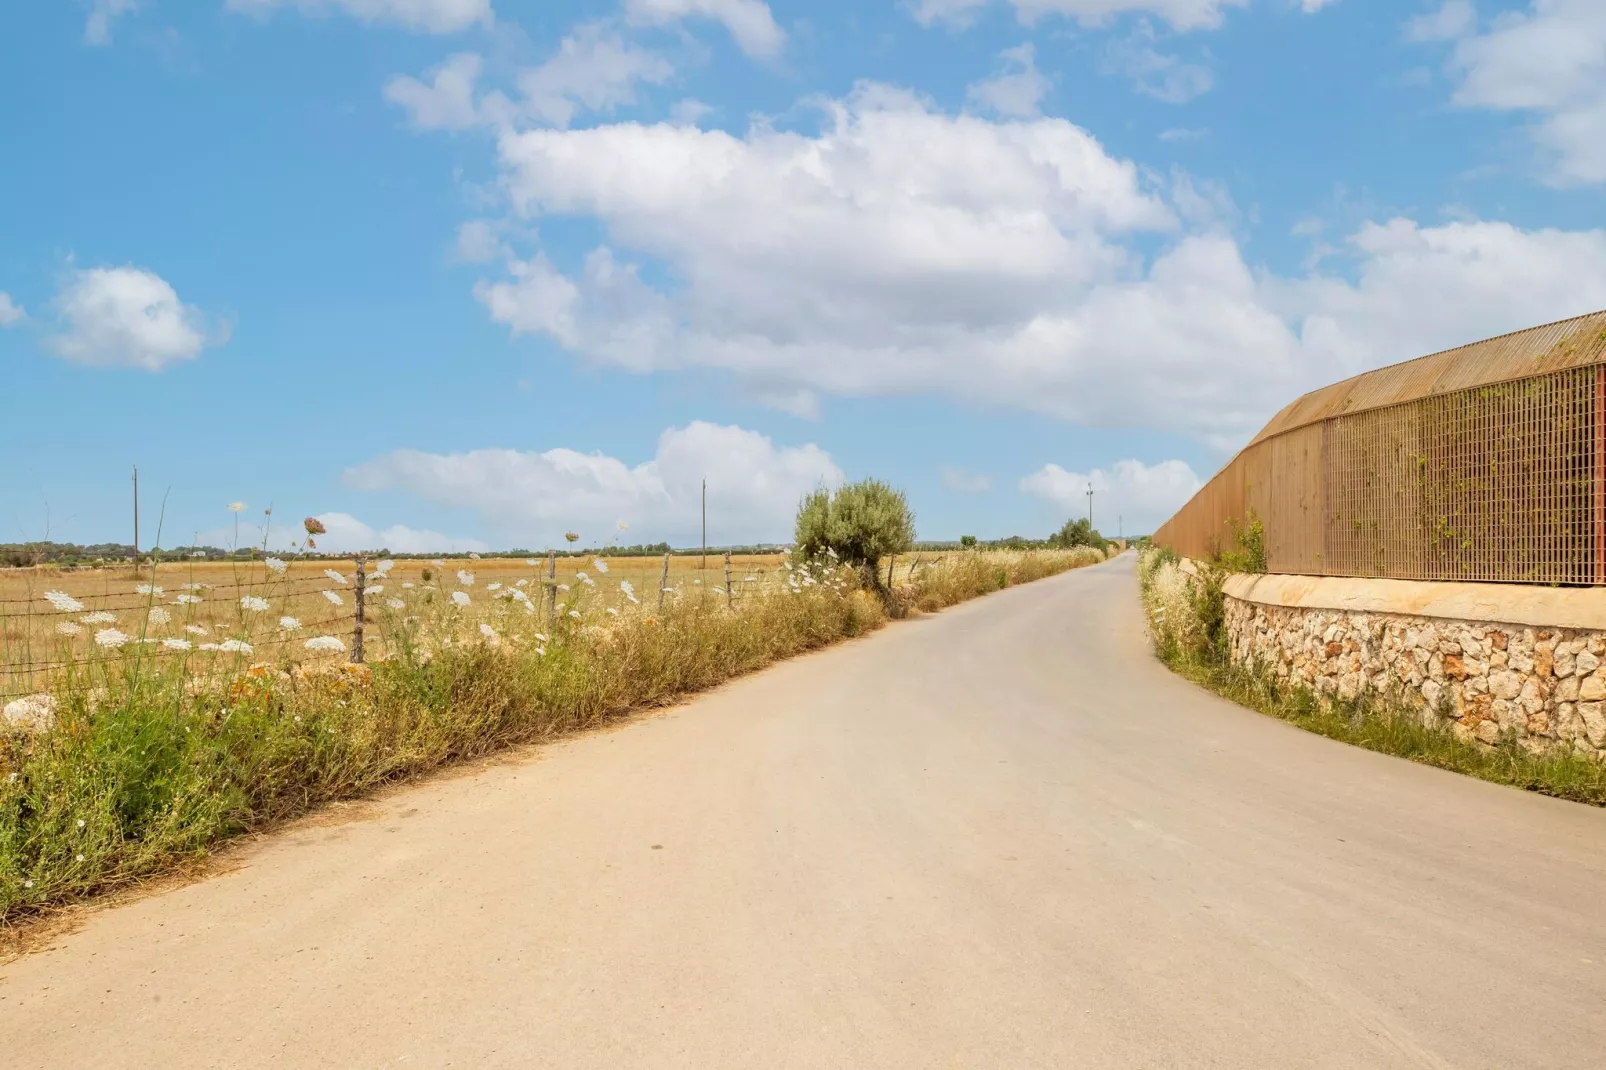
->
{"left": 5, "top": 555, "right": 1606, "bottom": 1068}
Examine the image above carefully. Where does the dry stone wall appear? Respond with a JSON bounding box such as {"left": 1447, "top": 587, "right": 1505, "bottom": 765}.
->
{"left": 1225, "top": 597, "right": 1606, "bottom": 756}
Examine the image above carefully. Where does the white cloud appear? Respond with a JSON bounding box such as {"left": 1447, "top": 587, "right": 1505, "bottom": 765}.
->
{"left": 453, "top": 219, "right": 504, "bottom": 262}
{"left": 0, "top": 293, "right": 25, "bottom": 327}
{"left": 914, "top": 0, "right": 1250, "bottom": 32}
{"left": 1158, "top": 126, "right": 1206, "bottom": 142}
{"left": 384, "top": 52, "right": 491, "bottom": 130}
{"left": 46, "top": 266, "right": 223, "bottom": 371}
{"left": 967, "top": 43, "right": 1051, "bottom": 117}
{"left": 1020, "top": 458, "right": 1201, "bottom": 534}
{"left": 624, "top": 0, "right": 785, "bottom": 58}
{"left": 1430, "top": 0, "right": 1606, "bottom": 185}
{"left": 386, "top": 26, "right": 673, "bottom": 132}
{"left": 226, "top": 0, "right": 492, "bottom": 34}
{"left": 84, "top": 0, "right": 138, "bottom": 46}
{"left": 1104, "top": 22, "right": 1214, "bottom": 103}
{"left": 517, "top": 22, "right": 674, "bottom": 128}
{"left": 1404, "top": 0, "right": 1473, "bottom": 42}
{"left": 306, "top": 513, "right": 490, "bottom": 554}
{"left": 469, "top": 83, "right": 1606, "bottom": 448}
{"left": 941, "top": 466, "right": 993, "bottom": 493}
{"left": 342, "top": 422, "right": 842, "bottom": 546}
{"left": 670, "top": 98, "right": 715, "bottom": 126}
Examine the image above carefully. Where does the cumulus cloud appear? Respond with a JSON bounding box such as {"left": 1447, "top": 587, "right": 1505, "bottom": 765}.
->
{"left": 1404, "top": 0, "right": 1473, "bottom": 43}
{"left": 1426, "top": 0, "right": 1606, "bottom": 185}
{"left": 386, "top": 26, "right": 673, "bottom": 132}
{"left": 0, "top": 293, "right": 25, "bottom": 327}
{"left": 624, "top": 0, "right": 785, "bottom": 58}
{"left": 1103, "top": 22, "right": 1214, "bottom": 104}
{"left": 226, "top": 0, "right": 492, "bottom": 34}
{"left": 912, "top": 0, "right": 1251, "bottom": 33}
{"left": 46, "top": 266, "right": 224, "bottom": 371}
{"left": 468, "top": 82, "right": 1606, "bottom": 448}
{"left": 1020, "top": 458, "right": 1202, "bottom": 534}
{"left": 305, "top": 513, "right": 490, "bottom": 554}
{"left": 967, "top": 43, "right": 1051, "bottom": 117}
{"left": 84, "top": 0, "right": 138, "bottom": 46}
{"left": 342, "top": 422, "right": 842, "bottom": 546}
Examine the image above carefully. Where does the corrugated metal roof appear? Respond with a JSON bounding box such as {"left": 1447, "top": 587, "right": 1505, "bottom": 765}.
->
{"left": 1249, "top": 310, "right": 1606, "bottom": 446}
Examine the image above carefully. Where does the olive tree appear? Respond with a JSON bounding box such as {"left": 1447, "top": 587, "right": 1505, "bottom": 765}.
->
{"left": 794, "top": 478, "right": 916, "bottom": 589}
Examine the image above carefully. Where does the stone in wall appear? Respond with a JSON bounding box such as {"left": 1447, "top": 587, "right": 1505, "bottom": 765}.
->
{"left": 1224, "top": 597, "right": 1606, "bottom": 758}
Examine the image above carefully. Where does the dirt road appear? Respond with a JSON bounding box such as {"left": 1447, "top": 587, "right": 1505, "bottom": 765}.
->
{"left": 6, "top": 555, "right": 1606, "bottom": 1068}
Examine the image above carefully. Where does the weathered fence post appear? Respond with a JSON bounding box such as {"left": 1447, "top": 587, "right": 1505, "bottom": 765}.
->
{"left": 724, "top": 552, "right": 733, "bottom": 608}
{"left": 907, "top": 554, "right": 920, "bottom": 580}
{"left": 352, "top": 555, "right": 366, "bottom": 664}
{"left": 547, "top": 550, "right": 556, "bottom": 622}
{"left": 886, "top": 555, "right": 896, "bottom": 590}
{"left": 659, "top": 552, "right": 670, "bottom": 609}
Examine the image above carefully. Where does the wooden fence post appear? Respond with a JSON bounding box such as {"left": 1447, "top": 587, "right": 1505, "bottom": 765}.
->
{"left": 659, "top": 552, "right": 670, "bottom": 609}
{"left": 547, "top": 550, "right": 557, "bottom": 622}
{"left": 352, "top": 556, "right": 366, "bottom": 664}
{"left": 886, "top": 555, "right": 895, "bottom": 590}
{"left": 724, "top": 552, "right": 733, "bottom": 608}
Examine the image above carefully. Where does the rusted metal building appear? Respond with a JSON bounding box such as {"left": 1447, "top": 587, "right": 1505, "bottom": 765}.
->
{"left": 1152, "top": 310, "right": 1606, "bottom": 585}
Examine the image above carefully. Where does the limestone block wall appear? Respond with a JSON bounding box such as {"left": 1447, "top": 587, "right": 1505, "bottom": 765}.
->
{"left": 1220, "top": 573, "right": 1606, "bottom": 756}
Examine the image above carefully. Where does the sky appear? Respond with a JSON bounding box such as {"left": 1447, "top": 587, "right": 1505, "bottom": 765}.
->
{"left": 2, "top": 0, "right": 1605, "bottom": 553}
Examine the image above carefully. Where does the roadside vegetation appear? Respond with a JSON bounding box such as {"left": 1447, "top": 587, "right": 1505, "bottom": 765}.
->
{"left": 1, "top": 485, "right": 1120, "bottom": 924}
{"left": 1137, "top": 545, "right": 1606, "bottom": 806}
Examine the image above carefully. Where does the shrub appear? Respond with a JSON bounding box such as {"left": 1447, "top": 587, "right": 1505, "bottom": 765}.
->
{"left": 793, "top": 479, "right": 916, "bottom": 589}
{"left": 959, "top": 535, "right": 977, "bottom": 548}
{"left": 1048, "top": 517, "right": 1107, "bottom": 552}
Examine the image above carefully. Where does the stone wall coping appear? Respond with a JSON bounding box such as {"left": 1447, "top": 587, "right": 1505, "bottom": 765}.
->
{"left": 1222, "top": 571, "right": 1606, "bottom": 631}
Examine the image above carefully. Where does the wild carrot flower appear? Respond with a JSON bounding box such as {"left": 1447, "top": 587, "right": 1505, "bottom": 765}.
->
{"left": 95, "top": 628, "right": 131, "bottom": 648}
{"left": 241, "top": 595, "right": 270, "bottom": 612}
{"left": 305, "top": 636, "right": 345, "bottom": 653}
{"left": 199, "top": 642, "right": 221, "bottom": 651}
{"left": 56, "top": 621, "right": 81, "bottom": 636}
{"left": 185, "top": 624, "right": 209, "bottom": 636}
{"left": 44, "top": 591, "right": 86, "bottom": 613}
{"left": 387, "top": 598, "right": 406, "bottom": 610}
{"left": 576, "top": 571, "right": 589, "bottom": 583}
{"left": 136, "top": 584, "right": 163, "bottom": 596}
{"left": 376, "top": 559, "right": 394, "bottom": 575}
{"left": 81, "top": 611, "right": 117, "bottom": 625}
{"left": 606, "top": 607, "right": 619, "bottom": 616}
{"left": 229, "top": 501, "right": 246, "bottom": 513}
{"left": 593, "top": 558, "right": 609, "bottom": 574}
{"left": 176, "top": 594, "right": 203, "bottom": 605}
{"left": 557, "top": 583, "right": 570, "bottom": 592}
{"left": 567, "top": 610, "right": 581, "bottom": 620}
{"left": 280, "top": 616, "right": 301, "bottom": 630}
{"left": 534, "top": 632, "right": 549, "bottom": 643}
{"left": 265, "top": 557, "right": 288, "bottom": 574}
{"left": 516, "top": 578, "right": 529, "bottom": 587}
{"left": 451, "top": 591, "right": 471, "bottom": 607}
{"left": 324, "top": 569, "right": 347, "bottom": 585}
{"left": 431, "top": 558, "right": 445, "bottom": 567}
{"left": 162, "top": 638, "right": 192, "bottom": 651}
{"left": 487, "top": 582, "right": 502, "bottom": 591}
{"left": 323, "top": 590, "right": 345, "bottom": 606}
{"left": 525, "top": 559, "right": 540, "bottom": 567}
{"left": 148, "top": 607, "right": 172, "bottom": 625}
{"left": 367, "top": 584, "right": 384, "bottom": 595}
{"left": 218, "top": 638, "right": 253, "bottom": 654}
{"left": 304, "top": 517, "right": 326, "bottom": 535}
{"left": 469, "top": 552, "right": 481, "bottom": 560}
{"left": 457, "top": 570, "right": 475, "bottom": 586}
{"left": 479, "top": 623, "right": 498, "bottom": 640}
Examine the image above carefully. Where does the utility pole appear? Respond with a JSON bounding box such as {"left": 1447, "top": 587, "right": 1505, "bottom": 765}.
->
{"left": 132, "top": 465, "right": 139, "bottom": 561}
{"left": 1086, "top": 482, "right": 1094, "bottom": 531}
{"left": 701, "top": 477, "right": 707, "bottom": 571}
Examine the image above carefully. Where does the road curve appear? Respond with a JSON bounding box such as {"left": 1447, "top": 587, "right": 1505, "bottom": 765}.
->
{"left": 6, "top": 555, "right": 1606, "bottom": 1068}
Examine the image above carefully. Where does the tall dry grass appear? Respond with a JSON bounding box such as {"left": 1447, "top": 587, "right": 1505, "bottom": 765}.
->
{"left": 1, "top": 547, "right": 1112, "bottom": 922}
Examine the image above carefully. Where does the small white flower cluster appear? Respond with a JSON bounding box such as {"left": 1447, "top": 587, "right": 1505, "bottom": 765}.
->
{"left": 218, "top": 638, "right": 254, "bottom": 654}
{"left": 619, "top": 580, "right": 638, "bottom": 604}
{"left": 81, "top": 611, "right": 117, "bottom": 625}
{"left": 325, "top": 569, "right": 347, "bottom": 586}
{"left": 185, "top": 624, "right": 210, "bottom": 636}
{"left": 135, "top": 584, "right": 163, "bottom": 597}
{"left": 280, "top": 616, "right": 301, "bottom": 630}
{"left": 265, "top": 557, "right": 288, "bottom": 574}
{"left": 176, "top": 593, "right": 203, "bottom": 605}
{"left": 305, "top": 635, "right": 345, "bottom": 653}
{"left": 367, "top": 584, "right": 384, "bottom": 596}
{"left": 387, "top": 598, "right": 406, "bottom": 610}
{"left": 451, "top": 591, "right": 471, "bottom": 608}
{"left": 593, "top": 558, "right": 609, "bottom": 574}
{"left": 323, "top": 590, "right": 345, "bottom": 606}
{"left": 56, "top": 621, "right": 82, "bottom": 636}
{"left": 148, "top": 607, "right": 172, "bottom": 626}
{"left": 457, "top": 569, "right": 475, "bottom": 586}
{"left": 241, "top": 595, "right": 271, "bottom": 613}
{"left": 163, "top": 638, "right": 192, "bottom": 651}
{"left": 95, "top": 628, "right": 131, "bottom": 649}
{"left": 45, "top": 590, "right": 86, "bottom": 613}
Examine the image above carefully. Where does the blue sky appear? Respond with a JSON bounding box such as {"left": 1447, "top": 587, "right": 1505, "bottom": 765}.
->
{"left": 3, "top": 0, "right": 1605, "bottom": 552}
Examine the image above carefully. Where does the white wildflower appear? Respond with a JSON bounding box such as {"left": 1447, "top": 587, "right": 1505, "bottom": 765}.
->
{"left": 76, "top": 854, "right": 86, "bottom": 863}
{"left": 468, "top": 552, "right": 481, "bottom": 560}
{"left": 323, "top": 590, "right": 344, "bottom": 606}
{"left": 148, "top": 607, "right": 172, "bottom": 626}
{"left": 694, "top": 579, "right": 702, "bottom": 585}
{"left": 81, "top": 611, "right": 117, "bottom": 625}
{"left": 44, "top": 591, "right": 86, "bottom": 613}
{"left": 279, "top": 616, "right": 301, "bottom": 630}
{"left": 185, "top": 624, "right": 209, "bottom": 636}
{"left": 617, "top": 520, "right": 629, "bottom": 531}
{"left": 182, "top": 582, "right": 207, "bottom": 591}
{"left": 516, "top": 578, "right": 529, "bottom": 587}
{"left": 556, "top": 602, "right": 566, "bottom": 613}
{"left": 305, "top": 636, "right": 345, "bottom": 653}
{"left": 593, "top": 558, "right": 609, "bottom": 574}
{"left": 229, "top": 501, "right": 246, "bottom": 513}
{"left": 744, "top": 575, "right": 756, "bottom": 582}
{"left": 557, "top": 583, "right": 570, "bottom": 592}
{"left": 162, "top": 638, "right": 192, "bottom": 652}
{"left": 176, "top": 593, "right": 203, "bottom": 605}
{"left": 576, "top": 571, "right": 589, "bottom": 582}
{"left": 264, "top": 557, "right": 288, "bottom": 574}
{"left": 535, "top": 646, "right": 547, "bottom": 657}
{"left": 402, "top": 582, "right": 415, "bottom": 589}
{"left": 95, "top": 628, "right": 131, "bottom": 648}
{"left": 324, "top": 568, "right": 347, "bottom": 585}
{"left": 367, "top": 584, "right": 384, "bottom": 595}
{"left": 534, "top": 633, "right": 549, "bottom": 643}
{"left": 199, "top": 642, "right": 221, "bottom": 651}
{"left": 77, "top": 818, "right": 86, "bottom": 828}
{"left": 387, "top": 598, "right": 405, "bottom": 610}
{"left": 376, "top": 559, "right": 394, "bottom": 575}
{"left": 451, "top": 591, "right": 471, "bottom": 607}
{"left": 487, "top": 582, "right": 502, "bottom": 591}
{"left": 479, "top": 623, "right": 498, "bottom": 640}
{"left": 136, "top": 584, "right": 163, "bottom": 596}
{"left": 713, "top": 586, "right": 725, "bottom": 594}
{"left": 241, "top": 595, "right": 270, "bottom": 613}
{"left": 606, "top": 607, "right": 619, "bottom": 617}
{"left": 457, "top": 570, "right": 475, "bottom": 586}
{"left": 567, "top": 610, "right": 581, "bottom": 620}
{"left": 56, "top": 621, "right": 82, "bottom": 636}
{"left": 525, "top": 559, "right": 540, "bottom": 567}
{"left": 218, "top": 639, "right": 253, "bottom": 654}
